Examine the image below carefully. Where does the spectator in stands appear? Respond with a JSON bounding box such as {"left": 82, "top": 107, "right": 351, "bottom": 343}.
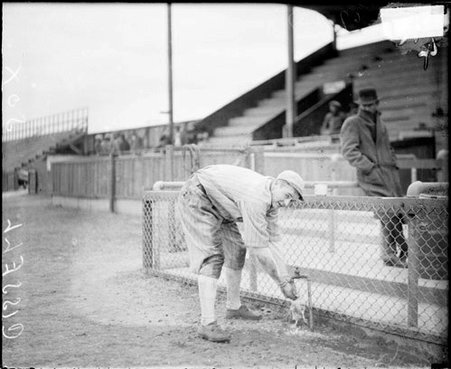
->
{"left": 109, "top": 132, "right": 129, "bottom": 155}
{"left": 129, "top": 130, "right": 144, "bottom": 152}
{"left": 174, "top": 125, "right": 188, "bottom": 147}
{"left": 186, "top": 123, "right": 199, "bottom": 145}
{"left": 157, "top": 128, "right": 171, "bottom": 150}
{"left": 111, "top": 133, "right": 121, "bottom": 155}
{"left": 320, "top": 100, "right": 346, "bottom": 139}
{"left": 340, "top": 88, "right": 408, "bottom": 268}
{"left": 347, "top": 102, "right": 359, "bottom": 117}
{"left": 197, "top": 130, "right": 209, "bottom": 145}
{"left": 94, "top": 134, "right": 103, "bottom": 155}
{"left": 118, "top": 133, "right": 130, "bottom": 154}
{"left": 100, "top": 134, "right": 112, "bottom": 155}
{"left": 174, "top": 126, "right": 183, "bottom": 147}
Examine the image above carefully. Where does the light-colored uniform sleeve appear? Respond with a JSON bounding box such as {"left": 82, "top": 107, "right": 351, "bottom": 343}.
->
{"left": 267, "top": 208, "right": 281, "bottom": 244}
{"left": 239, "top": 201, "right": 271, "bottom": 248}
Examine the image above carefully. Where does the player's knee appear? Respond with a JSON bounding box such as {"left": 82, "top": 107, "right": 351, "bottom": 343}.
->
{"left": 199, "top": 254, "right": 224, "bottom": 279}
{"left": 225, "top": 252, "right": 246, "bottom": 270}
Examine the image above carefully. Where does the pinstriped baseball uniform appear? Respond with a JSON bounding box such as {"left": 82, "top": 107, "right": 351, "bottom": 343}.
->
{"left": 176, "top": 164, "right": 280, "bottom": 278}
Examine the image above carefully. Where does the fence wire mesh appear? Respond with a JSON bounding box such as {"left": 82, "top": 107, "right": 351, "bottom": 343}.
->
{"left": 142, "top": 191, "right": 448, "bottom": 345}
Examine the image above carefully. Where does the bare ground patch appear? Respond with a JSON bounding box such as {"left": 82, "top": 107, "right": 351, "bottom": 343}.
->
{"left": 2, "top": 193, "right": 438, "bottom": 368}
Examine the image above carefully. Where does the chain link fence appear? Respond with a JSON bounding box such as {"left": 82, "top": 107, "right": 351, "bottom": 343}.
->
{"left": 143, "top": 191, "right": 448, "bottom": 345}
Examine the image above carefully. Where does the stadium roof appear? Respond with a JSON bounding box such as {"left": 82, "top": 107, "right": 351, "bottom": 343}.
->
{"left": 299, "top": 3, "right": 387, "bottom": 31}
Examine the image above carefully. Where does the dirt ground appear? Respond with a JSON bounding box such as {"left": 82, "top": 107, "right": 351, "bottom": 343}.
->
{"left": 2, "top": 192, "right": 444, "bottom": 368}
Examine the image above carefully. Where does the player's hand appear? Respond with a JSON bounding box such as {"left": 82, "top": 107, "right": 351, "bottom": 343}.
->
{"left": 279, "top": 278, "right": 298, "bottom": 300}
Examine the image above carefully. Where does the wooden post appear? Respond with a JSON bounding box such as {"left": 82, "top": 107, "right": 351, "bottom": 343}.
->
{"left": 306, "top": 277, "right": 313, "bottom": 330}
{"left": 84, "top": 134, "right": 88, "bottom": 155}
{"left": 13, "top": 168, "right": 19, "bottom": 190}
{"left": 109, "top": 153, "right": 117, "bottom": 213}
{"left": 165, "top": 145, "right": 174, "bottom": 181}
{"left": 250, "top": 146, "right": 266, "bottom": 292}
{"left": 167, "top": 3, "right": 174, "bottom": 145}
{"left": 285, "top": 5, "right": 296, "bottom": 138}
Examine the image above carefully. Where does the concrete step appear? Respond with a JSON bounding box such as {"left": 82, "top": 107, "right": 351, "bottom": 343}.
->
{"left": 362, "top": 84, "right": 442, "bottom": 101}
{"left": 206, "top": 135, "right": 253, "bottom": 146}
{"left": 294, "top": 80, "right": 321, "bottom": 89}
{"left": 307, "top": 63, "right": 363, "bottom": 77}
{"left": 386, "top": 119, "right": 435, "bottom": 131}
{"left": 305, "top": 51, "right": 444, "bottom": 83}
{"left": 353, "top": 79, "right": 442, "bottom": 96}
{"left": 256, "top": 97, "right": 288, "bottom": 108}
{"left": 383, "top": 89, "right": 437, "bottom": 101}
{"left": 339, "top": 42, "right": 396, "bottom": 58}
{"left": 318, "top": 51, "right": 422, "bottom": 71}
{"left": 264, "top": 87, "right": 313, "bottom": 103}
{"left": 383, "top": 105, "right": 433, "bottom": 117}
{"left": 271, "top": 85, "right": 318, "bottom": 99}
{"left": 228, "top": 116, "right": 268, "bottom": 127}
{"left": 353, "top": 70, "right": 439, "bottom": 86}
{"left": 381, "top": 99, "right": 429, "bottom": 112}
{"left": 214, "top": 124, "right": 261, "bottom": 137}
{"left": 243, "top": 105, "right": 285, "bottom": 117}
{"left": 383, "top": 114, "right": 432, "bottom": 126}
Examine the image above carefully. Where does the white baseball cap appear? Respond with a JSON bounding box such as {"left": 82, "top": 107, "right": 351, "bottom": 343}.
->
{"left": 276, "top": 170, "right": 305, "bottom": 201}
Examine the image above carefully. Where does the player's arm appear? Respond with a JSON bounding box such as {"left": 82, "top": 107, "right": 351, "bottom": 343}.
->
{"left": 241, "top": 203, "right": 297, "bottom": 299}
{"left": 250, "top": 246, "right": 297, "bottom": 298}
{"left": 340, "top": 118, "right": 375, "bottom": 173}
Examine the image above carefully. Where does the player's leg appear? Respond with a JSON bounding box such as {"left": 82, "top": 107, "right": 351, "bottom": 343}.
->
{"left": 379, "top": 213, "right": 406, "bottom": 268}
{"left": 393, "top": 213, "right": 408, "bottom": 262}
{"left": 176, "top": 177, "right": 230, "bottom": 342}
{"left": 221, "top": 222, "right": 261, "bottom": 320}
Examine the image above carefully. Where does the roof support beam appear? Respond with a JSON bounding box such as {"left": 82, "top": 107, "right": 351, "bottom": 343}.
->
{"left": 285, "top": 4, "right": 296, "bottom": 138}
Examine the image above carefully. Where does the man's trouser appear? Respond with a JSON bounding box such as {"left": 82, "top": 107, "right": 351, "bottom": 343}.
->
{"left": 176, "top": 174, "right": 246, "bottom": 278}
{"left": 379, "top": 212, "right": 408, "bottom": 261}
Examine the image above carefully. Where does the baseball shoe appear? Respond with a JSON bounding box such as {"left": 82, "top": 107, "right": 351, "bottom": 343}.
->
{"left": 197, "top": 321, "right": 231, "bottom": 343}
{"left": 383, "top": 257, "right": 407, "bottom": 268}
{"left": 399, "top": 250, "right": 408, "bottom": 263}
{"left": 225, "top": 304, "right": 262, "bottom": 320}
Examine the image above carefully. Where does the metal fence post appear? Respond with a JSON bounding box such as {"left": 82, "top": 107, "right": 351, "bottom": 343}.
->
{"left": 406, "top": 210, "right": 420, "bottom": 328}
{"left": 143, "top": 197, "right": 153, "bottom": 270}
{"left": 405, "top": 182, "right": 424, "bottom": 328}
{"left": 328, "top": 154, "right": 340, "bottom": 253}
{"left": 109, "top": 153, "right": 117, "bottom": 213}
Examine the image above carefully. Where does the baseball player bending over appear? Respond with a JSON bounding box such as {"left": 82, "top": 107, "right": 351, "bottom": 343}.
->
{"left": 176, "top": 164, "right": 304, "bottom": 342}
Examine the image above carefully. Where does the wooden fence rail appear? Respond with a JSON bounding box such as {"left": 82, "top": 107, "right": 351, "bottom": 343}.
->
{"left": 51, "top": 146, "right": 251, "bottom": 201}
{"left": 50, "top": 146, "right": 448, "bottom": 210}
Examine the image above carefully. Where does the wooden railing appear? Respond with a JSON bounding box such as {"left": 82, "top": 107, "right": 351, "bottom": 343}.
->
{"left": 2, "top": 107, "right": 88, "bottom": 142}
{"left": 48, "top": 146, "right": 448, "bottom": 205}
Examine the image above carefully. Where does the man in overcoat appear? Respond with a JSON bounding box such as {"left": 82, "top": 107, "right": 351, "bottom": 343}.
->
{"left": 340, "top": 88, "right": 408, "bottom": 268}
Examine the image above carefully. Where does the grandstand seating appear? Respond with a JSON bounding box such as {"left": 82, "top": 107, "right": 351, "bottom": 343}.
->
{"left": 204, "top": 40, "right": 448, "bottom": 145}
{"left": 2, "top": 130, "right": 84, "bottom": 172}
